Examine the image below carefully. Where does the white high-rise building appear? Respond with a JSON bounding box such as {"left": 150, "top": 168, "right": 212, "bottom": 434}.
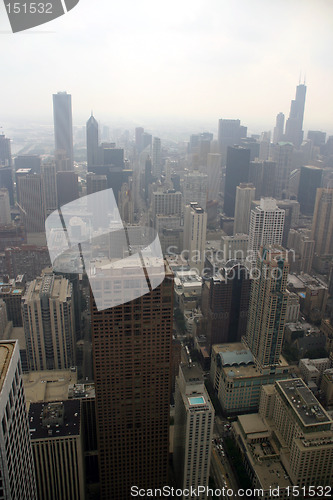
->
{"left": 22, "top": 272, "right": 75, "bottom": 371}
{"left": 0, "top": 188, "right": 11, "bottom": 225}
{"left": 174, "top": 364, "right": 214, "bottom": 500}
{"left": 151, "top": 190, "right": 183, "bottom": 224}
{"left": 183, "top": 171, "right": 208, "bottom": 209}
{"left": 248, "top": 198, "right": 285, "bottom": 262}
{"left": 183, "top": 203, "right": 207, "bottom": 273}
{"left": 234, "top": 183, "right": 256, "bottom": 235}
{"left": 0, "top": 340, "right": 37, "bottom": 499}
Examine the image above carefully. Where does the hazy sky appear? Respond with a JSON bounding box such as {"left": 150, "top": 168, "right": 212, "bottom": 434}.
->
{"left": 1, "top": 0, "right": 333, "bottom": 135}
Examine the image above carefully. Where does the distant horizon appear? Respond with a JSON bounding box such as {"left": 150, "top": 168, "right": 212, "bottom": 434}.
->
{"left": 1, "top": 0, "right": 332, "bottom": 140}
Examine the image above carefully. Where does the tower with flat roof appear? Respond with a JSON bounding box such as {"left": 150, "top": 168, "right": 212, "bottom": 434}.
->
{"left": 245, "top": 245, "right": 289, "bottom": 370}
{"left": 22, "top": 272, "right": 75, "bottom": 371}
{"left": 174, "top": 363, "right": 214, "bottom": 500}
{"left": 53, "top": 91, "right": 74, "bottom": 170}
{"left": 90, "top": 258, "right": 173, "bottom": 499}
{"left": 0, "top": 340, "right": 36, "bottom": 499}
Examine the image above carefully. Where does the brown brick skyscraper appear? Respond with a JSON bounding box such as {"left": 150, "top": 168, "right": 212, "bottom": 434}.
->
{"left": 91, "top": 260, "right": 173, "bottom": 499}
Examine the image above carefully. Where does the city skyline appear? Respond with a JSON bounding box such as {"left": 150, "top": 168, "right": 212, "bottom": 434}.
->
{"left": 0, "top": 1, "right": 333, "bottom": 134}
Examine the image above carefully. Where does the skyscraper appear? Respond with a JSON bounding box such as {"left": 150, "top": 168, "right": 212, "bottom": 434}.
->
{"left": 41, "top": 162, "right": 57, "bottom": 214}
{"left": 56, "top": 171, "right": 79, "bottom": 206}
{"left": 0, "top": 166, "right": 14, "bottom": 206}
{"left": 0, "top": 188, "right": 11, "bottom": 225}
{"left": 183, "top": 171, "right": 208, "bottom": 209}
{"left": 22, "top": 272, "right": 75, "bottom": 371}
{"left": 86, "top": 113, "right": 99, "bottom": 169}
{"left": 217, "top": 119, "right": 247, "bottom": 163}
{"left": 298, "top": 165, "right": 323, "bottom": 215}
{"left": 152, "top": 136, "right": 162, "bottom": 177}
{"left": 234, "top": 183, "right": 256, "bottom": 235}
{"left": 206, "top": 153, "right": 222, "bottom": 202}
{"left": 270, "top": 141, "right": 294, "bottom": 199}
{"left": 248, "top": 198, "right": 285, "bottom": 262}
{"left": 0, "top": 133, "right": 12, "bottom": 166}
{"left": 202, "top": 262, "right": 251, "bottom": 347}
{"left": 91, "top": 259, "right": 173, "bottom": 499}
{"left": 173, "top": 364, "right": 214, "bottom": 500}
{"left": 284, "top": 83, "right": 307, "bottom": 148}
{"left": 53, "top": 91, "right": 74, "bottom": 169}
{"left": 29, "top": 400, "right": 85, "bottom": 500}
{"left": 0, "top": 340, "right": 37, "bottom": 499}
{"left": 183, "top": 202, "right": 207, "bottom": 273}
{"left": 16, "top": 171, "right": 46, "bottom": 233}
{"left": 224, "top": 145, "right": 250, "bottom": 217}
{"left": 311, "top": 188, "right": 333, "bottom": 256}
{"left": 272, "top": 112, "right": 285, "bottom": 144}
{"left": 245, "top": 246, "right": 289, "bottom": 370}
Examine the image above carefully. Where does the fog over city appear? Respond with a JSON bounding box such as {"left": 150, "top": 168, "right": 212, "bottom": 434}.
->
{"left": 1, "top": 0, "right": 333, "bottom": 134}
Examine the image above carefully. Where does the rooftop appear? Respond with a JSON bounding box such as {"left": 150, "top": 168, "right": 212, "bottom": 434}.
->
{"left": 23, "top": 369, "right": 78, "bottom": 404}
{"left": 0, "top": 342, "right": 15, "bottom": 393}
{"left": 277, "top": 379, "right": 332, "bottom": 427}
{"left": 29, "top": 400, "right": 81, "bottom": 440}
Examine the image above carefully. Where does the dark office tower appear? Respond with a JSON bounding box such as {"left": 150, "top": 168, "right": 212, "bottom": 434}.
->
{"left": 218, "top": 119, "right": 247, "bottom": 163}
{"left": 298, "top": 165, "right": 323, "bottom": 215}
{"left": 16, "top": 172, "right": 46, "bottom": 233}
{"left": 53, "top": 91, "right": 74, "bottom": 169}
{"left": 98, "top": 143, "right": 124, "bottom": 169}
{"left": 56, "top": 171, "right": 79, "bottom": 206}
{"left": 284, "top": 83, "right": 307, "bottom": 148}
{"left": 272, "top": 112, "right": 285, "bottom": 144}
{"left": 307, "top": 130, "right": 326, "bottom": 147}
{"left": 86, "top": 114, "right": 99, "bottom": 169}
{"left": 223, "top": 146, "right": 250, "bottom": 217}
{"left": 240, "top": 137, "right": 260, "bottom": 161}
{"left": 202, "top": 263, "right": 251, "bottom": 348}
{"left": 245, "top": 246, "right": 289, "bottom": 370}
{"left": 86, "top": 172, "right": 107, "bottom": 195}
{"left": 0, "top": 133, "right": 12, "bottom": 166}
{"left": 135, "top": 126, "right": 144, "bottom": 152}
{"left": 142, "top": 132, "right": 152, "bottom": 151}
{"left": 91, "top": 261, "right": 173, "bottom": 500}
{"left": 14, "top": 154, "right": 41, "bottom": 173}
{"left": 0, "top": 165, "right": 14, "bottom": 205}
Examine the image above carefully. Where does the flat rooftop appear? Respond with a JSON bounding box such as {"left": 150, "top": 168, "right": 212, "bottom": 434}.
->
{"left": 277, "top": 379, "right": 332, "bottom": 427}
{"left": 0, "top": 342, "right": 15, "bottom": 392}
{"left": 29, "top": 400, "right": 81, "bottom": 440}
{"left": 181, "top": 364, "right": 204, "bottom": 384}
{"left": 238, "top": 413, "right": 269, "bottom": 436}
{"left": 23, "top": 369, "right": 78, "bottom": 404}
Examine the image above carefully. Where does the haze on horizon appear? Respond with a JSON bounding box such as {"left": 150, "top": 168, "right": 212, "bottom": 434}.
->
{"left": 1, "top": 0, "right": 333, "bottom": 136}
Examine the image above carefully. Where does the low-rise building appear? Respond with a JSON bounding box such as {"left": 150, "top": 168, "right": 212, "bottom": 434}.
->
{"left": 233, "top": 379, "right": 333, "bottom": 497}
{"left": 210, "top": 343, "right": 289, "bottom": 415}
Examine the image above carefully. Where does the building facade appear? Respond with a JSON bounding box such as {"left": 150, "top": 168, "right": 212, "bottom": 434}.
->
{"left": 91, "top": 260, "right": 173, "bottom": 499}
{"left": 0, "top": 340, "right": 36, "bottom": 499}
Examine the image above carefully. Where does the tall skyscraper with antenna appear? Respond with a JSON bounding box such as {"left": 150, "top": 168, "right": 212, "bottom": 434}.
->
{"left": 53, "top": 91, "right": 74, "bottom": 170}
{"left": 284, "top": 81, "right": 307, "bottom": 148}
